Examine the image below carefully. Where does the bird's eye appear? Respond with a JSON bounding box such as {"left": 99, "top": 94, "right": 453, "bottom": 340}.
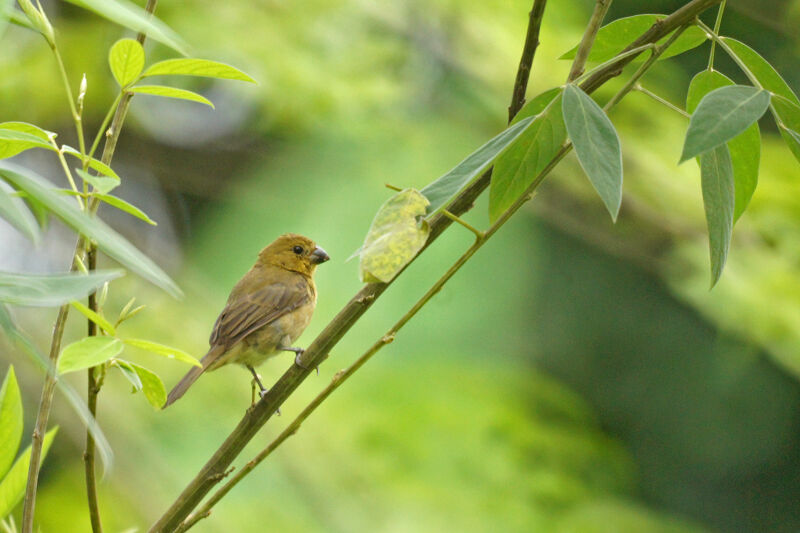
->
{"left": 293, "top": 245, "right": 304, "bottom": 255}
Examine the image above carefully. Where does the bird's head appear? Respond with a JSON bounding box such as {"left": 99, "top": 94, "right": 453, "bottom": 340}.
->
{"left": 258, "top": 233, "right": 330, "bottom": 276}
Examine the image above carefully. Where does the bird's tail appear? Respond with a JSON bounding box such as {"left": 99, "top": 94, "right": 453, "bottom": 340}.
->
{"left": 163, "top": 346, "right": 223, "bottom": 408}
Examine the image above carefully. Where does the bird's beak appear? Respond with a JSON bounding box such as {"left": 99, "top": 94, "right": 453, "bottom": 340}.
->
{"left": 310, "top": 246, "right": 330, "bottom": 264}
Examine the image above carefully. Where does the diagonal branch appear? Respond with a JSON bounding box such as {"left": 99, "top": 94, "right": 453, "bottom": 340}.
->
{"left": 149, "top": 1, "right": 721, "bottom": 531}
{"left": 568, "top": 0, "right": 613, "bottom": 82}
{"left": 508, "top": 0, "right": 549, "bottom": 121}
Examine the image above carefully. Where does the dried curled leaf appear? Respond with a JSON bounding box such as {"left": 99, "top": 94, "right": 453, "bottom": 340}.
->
{"left": 358, "top": 189, "right": 430, "bottom": 283}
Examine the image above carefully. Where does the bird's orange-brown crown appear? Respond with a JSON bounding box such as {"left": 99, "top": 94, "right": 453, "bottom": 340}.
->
{"left": 258, "top": 233, "right": 329, "bottom": 276}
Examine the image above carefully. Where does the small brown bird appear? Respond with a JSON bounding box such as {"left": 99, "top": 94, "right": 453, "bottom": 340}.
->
{"left": 164, "top": 234, "right": 329, "bottom": 408}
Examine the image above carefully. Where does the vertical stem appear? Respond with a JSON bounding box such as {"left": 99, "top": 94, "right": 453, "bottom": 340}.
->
{"left": 567, "top": 0, "right": 613, "bottom": 82}
{"left": 707, "top": 0, "right": 727, "bottom": 70}
{"left": 84, "top": 248, "right": 103, "bottom": 533}
{"left": 508, "top": 0, "right": 549, "bottom": 121}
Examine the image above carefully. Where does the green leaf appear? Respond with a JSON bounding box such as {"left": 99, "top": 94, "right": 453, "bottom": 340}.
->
{"left": 0, "top": 164, "right": 182, "bottom": 297}
{"left": 122, "top": 338, "right": 201, "bottom": 367}
{"left": 420, "top": 116, "right": 534, "bottom": 217}
{"left": 720, "top": 38, "right": 800, "bottom": 165}
{"left": 560, "top": 14, "right": 708, "bottom": 64}
{"left": 0, "top": 427, "right": 56, "bottom": 520}
{"left": 0, "top": 270, "right": 123, "bottom": 307}
{"left": 0, "top": 183, "right": 39, "bottom": 243}
{"left": 490, "top": 90, "right": 566, "bottom": 223}
{"left": 94, "top": 193, "right": 156, "bottom": 225}
{"left": 357, "top": 189, "right": 430, "bottom": 283}
{"left": 108, "top": 38, "right": 145, "bottom": 87}
{"left": 0, "top": 129, "right": 54, "bottom": 159}
{"left": 680, "top": 85, "right": 770, "bottom": 162}
{"left": 720, "top": 38, "right": 799, "bottom": 105}
{"left": 128, "top": 362, "right": 165, "bottom": 409}
{"left": 0, "top": 122, "right": 55, "bottom": 141}
{"left": 74, "top": 169, "right": 119, "bottom": 195}
{"left": 687, "top": 71, "right": 760, "bottom": 222}
{"left": 62, "top": 0, "right": 188, "bottom": 55}
{"left": 112, "top": 359, "right": 143, "bottom": 392}
{"left": 772, "top": 97, "right": 800, "bottom": 164}
{"left": 70, "top": 300, "right": 116, "bottom": 336}
{"left": 58, "top": 337, "right": 123, "bottom": 375}
{"left": 562, "top": 84, "right": 623, "bottom": 221}
{"left": 143, "top": 58, "right": 256, "bottom": 83}
{"left": 0, "top": 367, "right": 23, "bottom": 482}
{"left": 62, "top": 146, "right": 120, "bottom": 180}
{"left": 0, "top": 305, "right": 113, "bottom": 472}
{"left": 128, "top": 86, "right": 214, "bottom": 109}
{"left": 700, "top": 144, "right": 735, "bottom": 288}
{"left": 785, "top": 128, "right": 800, "bottom": 146}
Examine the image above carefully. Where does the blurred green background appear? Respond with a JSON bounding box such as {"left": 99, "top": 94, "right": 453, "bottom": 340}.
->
{"left": 2, "top": 0, "right": 800, "bottom": 531}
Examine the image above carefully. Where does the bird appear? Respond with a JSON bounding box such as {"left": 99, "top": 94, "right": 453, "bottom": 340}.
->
{"left": 163, "top": 233, "right": 329, "bottom": 408}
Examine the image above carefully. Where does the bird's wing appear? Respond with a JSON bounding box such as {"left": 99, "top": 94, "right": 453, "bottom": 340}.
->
{"left": 209, "top": 278, "right": 310, "bottom": 349}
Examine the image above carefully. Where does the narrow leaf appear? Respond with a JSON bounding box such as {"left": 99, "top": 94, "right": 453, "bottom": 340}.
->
{"left": 721, "top": 38, "right": 799, "bottom": 105}
{"left": 357, "top": 189, "right": 430, "bottom": 283}
{"left": 0, "top": 427, "right": 57, "bottom": 520}
{"left": 490, "top": 90, "right": 566, "bottom": 222}
{"left": 700, "top": 144, "right": 735, "bottom": 288}
{"left": 128, "top": 86, "right": 214, "bottom": 108}
{"left": 0, "top": 270, "right": 123, "bottom": 307}
{"left": 94, "top": 193, "right": 156, "bottom": 225}
{"left": 687, "top": 71, "right": 760, "bottom": 221}
{"left": 143, "top": 58, "right": 255, "bottom": 83}
{"left": 0, "top": 122, "right": 55, "bottom": 141}
{"left": 109, "top": 38, "right": 145, "bottom": 87}
{"left": 0, "top": 305, "right": 112, "bottom": 472}
{"left": 0, "top": 163, "right": 182, "bottom": 297}
{"left": 112, "top": 359, "right": 143, "bottom": 392}
{"left": 562, "top": 84, "right": 623, "bottom": 221}
{"left": 62, "top": 146, "right": 120, "bottom": 180}
{"left": 0, "top": 129, "right": 54, "bottom": 159}
{"left": 58, "top": 337, "right": 123, "bottom": 375}
{"left": 681, "top": 85, "right": 770, "bottom": 162}
{"left": 62, "top": 0, "right": 188, "bottom": 55}
{"left": 420, "top": 116, "right": 534, "bottom": 217}
{"left": 772, "top": 97, "right": 800, "bottom": 164}
{"left": 0, "top": 183, "right": 39, "bottom": 243}
{"left": 0, "top": 367, "right": 23, "bottom": 482}
{"left": 70, "top": 300, "right": 116, "bottom": 335}
{"left": 74, "top": 169, "right": 119, "bottom": 195}
{"left": 560, "top": 14, "right": 707, "bottom": 63}
{"left": 122, "top": 338, "right": 201, "bottom": 367}
{"left": 129, "top": 362, "right": 165, "bottom": 409}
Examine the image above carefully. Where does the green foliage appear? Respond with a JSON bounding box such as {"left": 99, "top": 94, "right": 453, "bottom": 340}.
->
{"left": 73, "top": 169, "right": 119, "bottom": 195}
{"left": 58, "top": 337, "right": 124, "bottom": 374}
{"left": 121, "top": 338, "right": 201, "bottom": 367}
{"left": 108, "top": 38, "right": 145, "bottom": 87}
{"left": 357, "top": 189, "right": 430, "bottom": 283}
{"left": 0, "top": 165, "right": 181, "bottom": 297}
{"left": 0, "top": 270, "right": 123, "bottom": 307}
{"left": 686, "top": 71, "right": 760, "bottom": 221}
{"left": 420, "top": 116, "right": 534, "bottom": 217}
{"left": 142, "top": 58, "right": 255, "bottom": 82}
{"left": 128, "top": 85, "right": 215, "bottom": 109}
{"left": 490, "top": 89, "right": 566, "bottom": 222}
{"left": 0, "top": 183, "right": 38, "bottom": 243}
{"left": 93, "top": 193, "right": 157, "bottom": 225}
{"left": 559, "top": 14, "right": 707, "bottom": 64}
{"left": 680, "top": 85, "right": 770, "bottom": 162}
{"left": 699, "top": 145, "right": 735, "bottom": 288}
{"left": 561, "top": 84, "right": 623, "bottom": 221}
{"left": 70, "top": 300, "right": 117, "bottom": 336}
{"left": 112, "top": 359, "right": 166, "bottom": 408}
{"left": 0, "top": 367, "right": 57, "bottom": 520}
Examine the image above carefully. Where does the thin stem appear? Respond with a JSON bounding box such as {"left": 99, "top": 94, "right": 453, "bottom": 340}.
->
{"left": 48, "top": 137, "right": 84, "bottom": 209}
{"left": 574, "top": 43, "right": 654, "bottom": 84}
{"left": 603, "top": 24, "right": 690, "bottom": 111}
{"left": 508, "top": 0, "right": 549, "bottom": 121}
{"left": 88, "top": 92, "right": 123, "bottom": 162}
{"left": 567, "top": 0, "right": 613, "bottom": 82}
{"left": 442, "top": 210, "right": 484, "bottom": 240}
{"left": 149, "top": 3, "right": 723, "bottom": 531}
{"left": 84, "top": 248, "right": 103, "bottom": 533}
{"left": 707, "top": 0, "right": 727, "bottom": 70}
{"left": 634, "top": 84, "right": 690, "bottom": 118}
{"left": 176, "top": 7, "right": 697, "bottom": 532}
{"left": 53, "top": 46, "right": 87, "bottom": 165}
{"left": 21, "top": 2, "right": 161, "bottom": 531}
{"left": 696, "top": 18, "right": 762, "bottom": 89}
